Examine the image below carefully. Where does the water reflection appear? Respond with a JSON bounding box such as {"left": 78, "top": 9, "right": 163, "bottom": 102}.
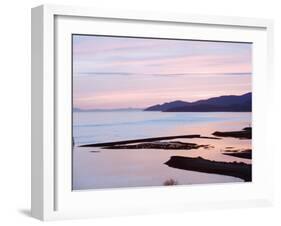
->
{"left": 73, "top": 112, "right": 251, "bottom": 190}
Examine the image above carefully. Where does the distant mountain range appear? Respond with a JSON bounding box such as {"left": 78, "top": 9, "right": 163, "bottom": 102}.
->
{"left": 144, "top": 93, "right": 252, "bottom": 112}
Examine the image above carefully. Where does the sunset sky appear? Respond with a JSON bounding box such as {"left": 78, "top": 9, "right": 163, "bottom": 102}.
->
{"left": 73, "top": 35, "right": 252, "bottom": 109}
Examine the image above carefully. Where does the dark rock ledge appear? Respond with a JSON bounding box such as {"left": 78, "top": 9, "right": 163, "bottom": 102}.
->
{"left": 165, "top": 156, "right": 252, "bottom": 181}
{"left": 222, "top": 149, "right": 252, "bottom": 159}
{"left": 102, "top": 141, "right": 210, "bottom": 150}
{"left": 212, "top": 127, "right": 252, "bottom": 139}
{"left": 80, "top": 134, "right": 219, "bottom": 148}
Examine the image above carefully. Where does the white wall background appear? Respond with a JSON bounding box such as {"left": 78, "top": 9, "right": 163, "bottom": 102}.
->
{"left": 0, "top": 0, "right": 280, "bottom": 225}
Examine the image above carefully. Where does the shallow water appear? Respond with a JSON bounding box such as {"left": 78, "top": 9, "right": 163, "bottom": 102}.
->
{"left": 72, "top": 111, "right": 251, "bottom": 190}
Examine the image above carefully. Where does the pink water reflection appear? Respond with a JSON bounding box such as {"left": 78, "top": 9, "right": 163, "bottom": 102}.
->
{"left": 73, "top": 119, "right": 251, "bottom": 190}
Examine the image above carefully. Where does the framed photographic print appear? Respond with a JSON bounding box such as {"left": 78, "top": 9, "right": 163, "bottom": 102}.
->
{"left": 31, "top": 4, "right": 274, "bottom": 221}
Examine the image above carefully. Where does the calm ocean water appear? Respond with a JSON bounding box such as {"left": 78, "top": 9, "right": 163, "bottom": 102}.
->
{"left": 73, "top": 111, "right": 251, "bottom": 145}
{"left": 73, "top": 111, "right": 251, "bottom": 190}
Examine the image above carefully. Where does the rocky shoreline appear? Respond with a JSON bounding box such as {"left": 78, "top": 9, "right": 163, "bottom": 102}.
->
{"left": 212, "top": 127, "right": 251, "bottom": 139}
{"left": 165, "top": 156, "right": 252, "bottom": 181}
{"left": 79, "top": 127, "right": 252, "bottom": 181}
{"left": 80, "top": 134, "right": 219, "bottom": 148}
{"left": 80, "top": 127, "right": 251, "bottom": 149}
{"left": 101, "top": 141, "right": 211, "bottom": 150}
{"left": 222, "top": 149, "right": 252, "bottom": 159}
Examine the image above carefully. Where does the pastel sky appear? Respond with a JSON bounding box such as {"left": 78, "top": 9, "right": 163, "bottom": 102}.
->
{"left": 73, "top": 35, "right": 252, "bottom": 109}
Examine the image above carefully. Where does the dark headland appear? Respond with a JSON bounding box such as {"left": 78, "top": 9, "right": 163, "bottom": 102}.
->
{"left": 144, "top": 92, "right": 251, "bottom": 112}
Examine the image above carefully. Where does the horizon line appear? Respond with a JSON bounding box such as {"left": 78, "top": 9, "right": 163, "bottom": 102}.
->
{"left": 73, "top": 92, "right": 251, "bottom": 111}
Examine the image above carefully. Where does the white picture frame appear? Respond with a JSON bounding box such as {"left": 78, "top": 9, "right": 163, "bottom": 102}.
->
{"left": 31, "top": 4, "right": 274, "bottom": 221}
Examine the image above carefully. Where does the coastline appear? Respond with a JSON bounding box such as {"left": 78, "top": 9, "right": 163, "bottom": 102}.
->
{"left": 73, "top": 112, "right": 252, "bottom": 189}
{"left": 77, "top": 127, "right": 252, "bottom": 183}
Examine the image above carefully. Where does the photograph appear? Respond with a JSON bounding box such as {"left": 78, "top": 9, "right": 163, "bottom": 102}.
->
{"left": 72, "top": 34, "right": 252, "bottom": 190}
